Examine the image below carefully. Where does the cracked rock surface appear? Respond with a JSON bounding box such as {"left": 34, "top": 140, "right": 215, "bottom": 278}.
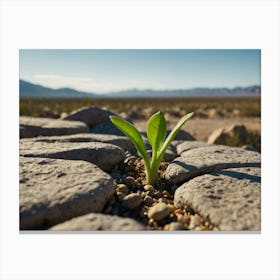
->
{"left": 20, "top": 157, "right": 114, "bottom": 230}
{"left": 28, "top": 133, "right": 137, "bottom": 154}
{"left": 174, "top": 167, "right": 261, "bottom": 230}
{"left": 20, "top": 116, "right": 89, "bottom": 138}
{"left": 20, "top": 139, "right": 125, "bottom": 172}
{"left": 50, "top": 213, "right": 146, "bottom": 231}
{"left": 164, "top": 145, "right": 261, "bottom": 185}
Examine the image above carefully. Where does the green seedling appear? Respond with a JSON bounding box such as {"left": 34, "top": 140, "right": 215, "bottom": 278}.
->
{"left": 110, "top": 111, "right": 194, "bottom": 185}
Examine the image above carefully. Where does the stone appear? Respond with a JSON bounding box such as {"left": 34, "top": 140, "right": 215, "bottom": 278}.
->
{"left": 116, "top": 184, "right": 129, "bottom": 195}
{"left": 144, "top": 185, "right": 155, "bottom": 193}
{"left": 124, "top": 176, "right": 137, "bottom": 186}
{"left": 164, "top": 145, "right": 261, "bottom": 185}
{"left": 90, "top": 121, "right": 125, "bottom": 136}
{"left": 31, "top": 133, "right": 136, "bottom": 154}
{"left": 50, "top": 213, "right": 146, "bottom": 231}
{"left": 208, "top": 123, "right": 248, "bottom": 146}
{"left": 174, "top": 167, "right": 261, "bottom": 230}
{"left": 20, "top": 157, "right": 115, "bottom": 230}
{"left": 188, "top": 214, "right": 202, "bottom": 229}
{"left": 20, "top": 139, "right": 125, "bottom": 172}
{"left": 20, "top": 116, "right": 89, "bottom": 138}
{"left": 164, "top": 222, "right": 184, "bottom": 231}
{"left": 143, "top": 195, "right": 153, "bottom": 205}
{"left": 148, "top": 203, "right": 170, "bottom": 221}
{"left": 176, "top": 141, "right": 212, "bottom": 155}
{"left": 62, "top": 106, "right": 116, "bottom": 127}
{"left": 122, "top": 193, "right": 143, "bottom": 209}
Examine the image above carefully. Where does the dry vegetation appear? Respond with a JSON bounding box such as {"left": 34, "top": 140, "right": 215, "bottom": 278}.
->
{"left": 20, "top": 96, "right": 261, "bottom": 149}
{"left": 20, "top": 96, "right": 260, "bottom": 119}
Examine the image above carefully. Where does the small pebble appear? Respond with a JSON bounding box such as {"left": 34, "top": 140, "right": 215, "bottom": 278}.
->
{"left": 189, "top": 214, "right": 202, "bottom": 229}
{"left": 116, "top": 184, "right": 129, "bottom": 195}
{"left": 122, "top": 193, "right": 143, "bottom": 209}
{"left": 148, "top": 218, "right": 156, "bottom": 226}
{"left": 162, "top": 190, "right": 171, "bottom": 198}
{"left": 124, "top": 156, "right": 137, "bottom": 165}
{"left": 124, "top": 176, "right": 137, "bottom": 186}
{"left": 144, "top": 184, "right": 155, "bottom": 193}
{"left": 167, "top": 204, "right": 176, "bottom": 213}
{"left": 139, "top": 205, "right": 149, "bottom": 218}
{"left": 175, "top": 209, "right": 184, "bottom": 215}
{"left": 148, "top": 203, "right": 170, "bottom": 221}
{"left": 164, "top": 222, "right": 184, "bottom": 231}
{"left": 158, "top": 197, "right": 168, "bottom": 203}
{"left": 143, "top": 195, "right": 153, "bottom": 205}
{"left": 153, "top": 191, "right": 162, "bottom": 198}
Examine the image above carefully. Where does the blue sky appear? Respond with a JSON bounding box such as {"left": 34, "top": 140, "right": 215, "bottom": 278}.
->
{"left": 20, "top": 49, "right": 260, "bottom": 94}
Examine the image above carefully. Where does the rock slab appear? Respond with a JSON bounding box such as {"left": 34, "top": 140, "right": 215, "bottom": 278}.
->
{"left": 176, "top": 141, "right": 212, "bottom": 155}
{"left": 174, "top": 167, "right": 261, "bottom": 230}
{"left": 62, "top": 106, "right": 115, "bottom": 127}
{"left": 20, "top": 140, "right": 125, "bottom": 172}
{"left": 20, "top": 157, "right": 115, "bottom": 229}
{"left": 164, "top": 145, "right": 261, "bottom": 185}
{"left": 30, "top": 133, "right": 136, "bottom": 154}
{"left": 50, "top": 213, "right": 146, "bottom": 231}
{"left": 20, "top": 116, "right": 89, "bottom": 138}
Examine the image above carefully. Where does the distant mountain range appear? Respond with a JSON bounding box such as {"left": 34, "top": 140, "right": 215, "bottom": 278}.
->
{"left": 20, "top": 79, "right": 261, "bottom": 99}
{"left": 20, "top": 80, "right": 96, "bottom": 98}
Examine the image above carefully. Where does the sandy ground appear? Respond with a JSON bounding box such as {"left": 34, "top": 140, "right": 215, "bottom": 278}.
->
{"left": 134, "top": 117, "right": 261, "bottom": 142}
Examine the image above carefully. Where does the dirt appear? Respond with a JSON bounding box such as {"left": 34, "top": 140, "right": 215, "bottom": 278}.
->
{"left": 104, "top": 153, "right": 219, "bottom": 231}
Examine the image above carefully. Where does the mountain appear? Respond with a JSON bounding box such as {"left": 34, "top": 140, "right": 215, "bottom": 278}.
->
{"left": 20, "top": 80, "right": 97, "bottom": 98}
{"left": 20, "top": 79, "right": 261, "bottom": 98}
{"left": 104, "top": 86, "right": 261, "bottom": 98}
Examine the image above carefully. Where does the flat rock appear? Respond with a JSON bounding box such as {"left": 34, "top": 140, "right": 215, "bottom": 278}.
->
{"left": 50, "top": 213, "right": 146, "bottom": 231}
{"left": 176, "top": 141, "right": 212, "bottom": 155}
{"left": 20, "top": 116, "right": 89, "bottom": 138}
{"left": 30, "top": 133, "right": 136, "bottom": 154}
{"left": 20, "top": 157, "right": 115, "bottom": 230}
{"left": 20, "top": 139, "right": 125, "bottom": 172}
{"left": 164, "top": 145, "right": 261, "bottom": 185}
{"left": 62, "top": 106, "right": 116, "bottom": 127}
{"left": 174, "top": 167, "right": 261, "bottom": 230}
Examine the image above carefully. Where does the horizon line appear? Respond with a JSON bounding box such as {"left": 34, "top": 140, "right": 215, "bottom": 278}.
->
{"left": 20, "top": 79, "right": 261, "bottom": 95}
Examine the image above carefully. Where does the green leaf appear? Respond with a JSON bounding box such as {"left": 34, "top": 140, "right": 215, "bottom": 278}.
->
{"left": 146, "top": 111, "right": 166, "bottom": 157}
{"left": 109, "top": 115, "right": 149, "bottom": 163}
{"left": 158, "top": 112, "right": 194, "bottom": 159}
